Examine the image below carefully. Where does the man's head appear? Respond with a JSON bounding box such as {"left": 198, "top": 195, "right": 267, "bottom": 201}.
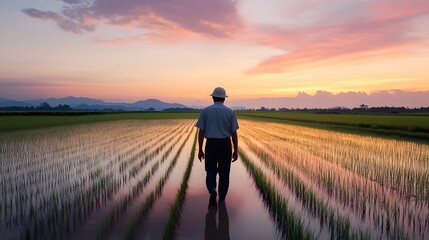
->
{"left": 210, "top": 87, "right": 228, "bottom": 103}
{"left": 212, "top": 96, "right": 225, "bottom": 103}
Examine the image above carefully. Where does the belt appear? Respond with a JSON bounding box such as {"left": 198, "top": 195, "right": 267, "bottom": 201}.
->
{"left": 206, "top": 137, "right": 230, "bottom": 141}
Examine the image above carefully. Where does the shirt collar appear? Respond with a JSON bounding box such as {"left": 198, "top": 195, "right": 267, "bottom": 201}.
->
{"left": 214, "top": 102, "right": 224, "bottom": 105}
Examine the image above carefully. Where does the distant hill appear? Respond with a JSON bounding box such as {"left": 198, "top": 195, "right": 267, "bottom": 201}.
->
{"left": 130, "top": 99, "right": 187, "bottom": 111}
{"left": 0, "top": 98, "right": 34, "bottom": 107}
{"left": 0, "top": 97, "right": 190, "bottom": 111}
{"left": 25, "top": 96, "right": 110, "bottom": 108}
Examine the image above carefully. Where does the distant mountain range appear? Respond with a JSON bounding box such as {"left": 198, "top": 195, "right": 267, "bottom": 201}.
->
{"left": 1, "top": 90, "right": 428, "bottom": 110}
{"left": 0, "top": 97, "right": 190, "bottom": 111}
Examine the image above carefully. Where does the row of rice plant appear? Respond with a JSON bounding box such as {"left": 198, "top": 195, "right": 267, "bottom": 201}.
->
{"left": 242, "top": 123, "right": 421, "bottom": 239}
{"left": 0, "top": 121, "right": 165, "bottom": 216}
{"left": 94, "top": 123, "right": 195, "bottom": 239}
{"left": 1, "top": 122, "right": 158, "bottom": 238}
{"left": 239, "top": 120, "right": 428, "bottom": 239}
{"left": 62, "top": 121, "right": 193, "bottom": 239}
{"left": 162, "top": 130, "right": 198, "bottom": 240}
{"left": 27, "top": 121, "right": 188, "bottom": 239}
{"left": 239, "top": 150, "right": 313, "bottom": 239}
{"left": 0, "top": 120, "right": 192, "bottom": 239}
{"left": 244, "top": 123, "right": 427, "bottom": 239}
{"left": 123, "top": 126, "right": 196, "bottom": 240}
{"left": 240, "top": 136, "right": 372, "bottom": 239}
{"left": 248, "top": 120, "right": 429, "bottom": 200}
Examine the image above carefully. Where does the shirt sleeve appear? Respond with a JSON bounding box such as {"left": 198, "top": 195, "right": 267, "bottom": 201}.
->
{"left": 230, "top": 112, "right": 239, "bottom": 133}
{"left": 195, "top": 110, "right": 205, "bottom": 131}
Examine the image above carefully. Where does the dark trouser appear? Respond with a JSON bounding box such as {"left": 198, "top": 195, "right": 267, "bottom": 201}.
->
{"left": 205, "top": 138, "right": 232, "bottom": 199}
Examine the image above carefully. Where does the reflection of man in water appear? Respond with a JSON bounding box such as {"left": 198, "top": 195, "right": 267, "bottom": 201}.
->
{"left": 196, "top": 87, "right": 239, "bottom": 207}
{"left": 205, "top": 201, "right": 230, "bottom": 240}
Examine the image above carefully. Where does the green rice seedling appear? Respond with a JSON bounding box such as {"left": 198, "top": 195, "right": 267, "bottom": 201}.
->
{"left": 240, "top": 136, "right": 369, "bottom": 238}
{"left": 240, "top": 120, "right": 428, "bottom": 239}
{"left": 122, "top": 127, "right": 194, "bottom": 240}
{"left": 239, "top": 151, "right": 313, "bottom": 240}
{"left": 0, "top": 120, "right": 191, "bottom": 239}
{"left": 162, "top": 130, "right": 197, "bottom": 240}
{"left": 93, "top": 123, "right": 194, "bottom": 240}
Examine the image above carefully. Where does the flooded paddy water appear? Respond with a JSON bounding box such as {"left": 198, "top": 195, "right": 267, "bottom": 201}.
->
{"left": 0, "top": 119, "right": 428, "bottom": 239}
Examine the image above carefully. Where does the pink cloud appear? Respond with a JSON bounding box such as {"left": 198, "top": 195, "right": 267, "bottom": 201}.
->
{"left": 227, "top": 90, "right": 429, "bottom": 109}
{"left": 246, "top": 0, "right": 429, "bottom": 74}
{"left": 22, "top": 0, "right": 242, "bottom": 39}
{"left": 368, "top": 0, "right": 429, "bottom": 19}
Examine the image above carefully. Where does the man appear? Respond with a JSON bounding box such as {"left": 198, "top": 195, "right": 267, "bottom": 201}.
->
{"left": 195, "top": 87, "right": 239, "bottom": 207}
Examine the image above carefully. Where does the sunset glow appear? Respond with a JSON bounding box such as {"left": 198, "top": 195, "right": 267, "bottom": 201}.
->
{"left": 1, "top": 0, "right": 429, "bottom": 106}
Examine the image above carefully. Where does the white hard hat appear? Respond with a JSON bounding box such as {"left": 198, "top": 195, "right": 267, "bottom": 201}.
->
{"left": 210, "top": 87, "right": 228, "bottom": 98}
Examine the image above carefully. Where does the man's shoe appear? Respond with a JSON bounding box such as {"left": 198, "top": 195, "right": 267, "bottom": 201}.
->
{"left": 208, "top": 191, "right": 217, "bottom": 208}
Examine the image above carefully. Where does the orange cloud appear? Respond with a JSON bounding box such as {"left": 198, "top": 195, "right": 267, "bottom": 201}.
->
{"left": 246, "top": 0, "right": 429, "bottom": 74}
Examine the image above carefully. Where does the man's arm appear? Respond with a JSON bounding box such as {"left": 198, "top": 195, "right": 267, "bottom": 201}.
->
{"left": 198, "top": 129, "right": 205, "bottom": 162}
{"left": 231, "top": 131, "right": 238, "bottom": 162}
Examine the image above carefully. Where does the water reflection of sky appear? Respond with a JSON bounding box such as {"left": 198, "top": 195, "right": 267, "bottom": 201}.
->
{"left": 133, "top": 132, "right": 195, "bottom": 240}
{"left": 177, "top": 156, "right": 279, "bottom": 240}
{"left": 205, "top": 201, "right": 230, "bottom": 240}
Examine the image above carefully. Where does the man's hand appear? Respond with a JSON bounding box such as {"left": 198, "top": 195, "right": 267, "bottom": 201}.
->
{"left": 231, "top": 131, "right": 238, "bottom": 162}
{"left": 232, "top": 151, "right": 238, "bottom": 162}
{"left": 198, "top": 129, "right": 205, "bottom": 162}
{"left": 198, "top": 150, "right": 205, "bottom": 162}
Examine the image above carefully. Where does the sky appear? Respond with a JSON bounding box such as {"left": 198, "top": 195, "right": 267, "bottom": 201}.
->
{"left": 1, "top": 0, "right": 429, "bottom": 107}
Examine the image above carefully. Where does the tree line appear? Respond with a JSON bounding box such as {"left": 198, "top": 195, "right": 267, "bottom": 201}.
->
{"left": 236, "top": 106, "right": 429, "bottom": 114}
{"left": 0, "top": 102, "right": 72, "bottom": 111}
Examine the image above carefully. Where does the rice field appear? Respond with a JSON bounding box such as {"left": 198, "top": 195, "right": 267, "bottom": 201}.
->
{"left": 0, "top": 118, "right": 428, "bottom": 239}
{"left": 239, "top": 119, "right": 429, "bottom": 239}
{"left": 0, "top": 120, "right": 197, "bottom": 239}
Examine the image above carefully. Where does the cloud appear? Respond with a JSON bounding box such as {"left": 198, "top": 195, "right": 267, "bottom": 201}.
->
{"left": 20, "top": 0, "right": 429, "bottom": 73}
{"left": 22, "top": 8, "right": 96, "bottom": 33}
{"left": 92, "top": 33, "right": 187, "bottom": 45}
{"left": 22, "top": 0, "right": 242, "bottom": 39}
{"left": 246, "top": 0, "right": 429, "bottom": 74}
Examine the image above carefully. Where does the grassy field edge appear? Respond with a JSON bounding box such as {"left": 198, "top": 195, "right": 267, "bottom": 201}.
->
{"left": 0, "top": 112, "right": 199, "bottom": 132}
{"left": 238, "top": 113, "right": 429, "bottom": 143}
{"left": 3, "top": 111, "right": 428, "bottom": 143}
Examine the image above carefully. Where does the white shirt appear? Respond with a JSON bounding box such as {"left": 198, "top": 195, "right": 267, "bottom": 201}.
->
{"left": 195, "top": 102, "right": 239, "bottom": 139}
